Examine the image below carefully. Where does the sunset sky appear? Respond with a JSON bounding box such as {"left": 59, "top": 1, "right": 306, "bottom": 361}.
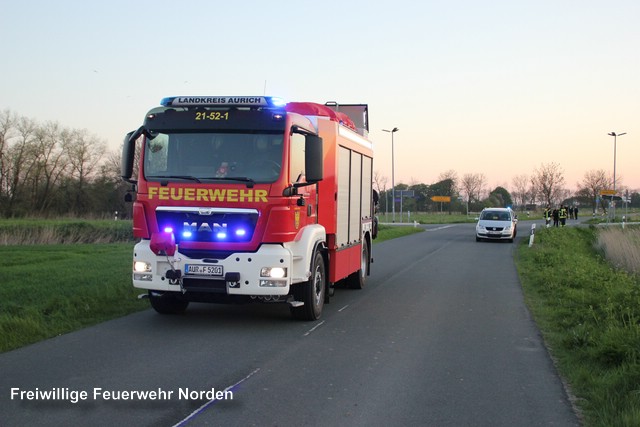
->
{"left": 2, "top": 0, "right": 638, "bottom": 192}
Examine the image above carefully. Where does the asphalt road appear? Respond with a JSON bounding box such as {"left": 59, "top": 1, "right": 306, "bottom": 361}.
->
{"left": 1, "top": 220, "right": 580, "bottom": 426}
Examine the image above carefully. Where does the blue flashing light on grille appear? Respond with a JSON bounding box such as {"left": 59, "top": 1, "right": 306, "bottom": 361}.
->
{"left": 156, "top": 210, "right": 258, "bottom": 244}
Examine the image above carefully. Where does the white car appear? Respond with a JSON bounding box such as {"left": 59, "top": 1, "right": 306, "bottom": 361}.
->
{"left": 475, "top": 208, "right": 518, "bottom": 242}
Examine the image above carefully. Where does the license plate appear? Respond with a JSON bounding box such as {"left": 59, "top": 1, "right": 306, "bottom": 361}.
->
{"left": 185, "top": 264, "right": 223, "bottom": 276}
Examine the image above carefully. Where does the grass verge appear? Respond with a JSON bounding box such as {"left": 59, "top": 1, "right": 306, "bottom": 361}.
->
{"left": 516, "top": 226, "right": 640, "bottom": 426}
{"left": 0, "top": 219, "right": 133, "bottom": 245}
{"left": 373, "top": 224, "right": 423, "bottom": 243}
{"left": 0, "top": 243, "right": 147, "bottom": 352}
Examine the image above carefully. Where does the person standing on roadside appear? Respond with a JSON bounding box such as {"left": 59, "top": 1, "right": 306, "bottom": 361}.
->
{"left": 552, "top": 206, "right": 560, "bottom": 227}
{"left": 574, "top": 206, "right": 579, "bottom": 220}
{"left": 559, "top": 205, "right": 568, "bottom": 227}
{"left": 543, "top": 205, "right": 552, "bottom": 228}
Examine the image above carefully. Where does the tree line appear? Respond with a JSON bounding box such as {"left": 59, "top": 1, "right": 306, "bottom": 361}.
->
{"left": 0, "top": 110, "right": 128, "bottom": 218}
{"left": 1, "top": 109, "right": 637, "bottom": 219}
{"left": 374, "top": 164, "right": 640, "bottom": 215}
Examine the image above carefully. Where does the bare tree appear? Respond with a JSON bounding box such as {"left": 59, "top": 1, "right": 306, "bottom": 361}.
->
{"left": 4, "top": 117, "right": 39, "bottom": 216}
{"left": 62, "top": 129, "right": 106, "bottom": 214}
{"left": 0, "top": 109, "right": 17, "bottom": 207}
{"left": 373, "top": 170, "right": 388, "bottom": 213}
{"left": 29, "top": 121, "right": 68, "bottom": 213}
{"left": 373, "top": 170, "right": 387, "bottom": 194}
{"left": 578, "top": 169, "right": 609, "bottom": 213}
{"left": 460, "top": 173, "right": 487, "bottom": 208}
{"left": 511, "top": 174, "right": 529, "bottom": 210}
{"left": 527, "top": 179, "right": 539, "bottom": 206}
{"left": 531, "top": 162, "right": 566, "bottom": 207}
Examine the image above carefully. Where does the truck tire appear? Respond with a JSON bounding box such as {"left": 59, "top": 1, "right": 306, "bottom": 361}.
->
{"left": 347, "top": 241, "right": 369, "bottom": 289}
{"left": 148, "top": 291, "right": 189, "bottom": 315}
{"left": 291, "top": 250, "right": 326, "bottom": 321}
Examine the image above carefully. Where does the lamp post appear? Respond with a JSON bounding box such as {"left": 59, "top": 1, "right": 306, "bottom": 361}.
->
{"left": 382, "top": 127, "right": 399, "bottom": 222}
{"left": 608, "top": 131, "right": 626, "bottom": 221}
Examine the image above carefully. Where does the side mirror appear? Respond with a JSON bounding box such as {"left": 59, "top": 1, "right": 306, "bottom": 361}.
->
{"left": 304, "top": 134, "right": 323, "bottom": 183}
{"left": 121, "top": 130, "right": 137, "bottom": 183}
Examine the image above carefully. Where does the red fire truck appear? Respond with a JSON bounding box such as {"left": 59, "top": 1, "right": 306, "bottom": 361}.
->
{"left": 121, "top": 96, "right": 376, "bottom": 320}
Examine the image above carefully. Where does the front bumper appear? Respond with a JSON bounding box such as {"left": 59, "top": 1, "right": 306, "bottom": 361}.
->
{"left": 131, "top": 240, "right": 293, "bottom": 296}
{"left": 476, "top": 229, "right": 514, "bottom": 240}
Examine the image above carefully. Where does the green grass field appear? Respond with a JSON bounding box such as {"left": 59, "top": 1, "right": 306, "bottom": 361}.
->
{"left": 0, "top": 243, "right": 147, "bottom": 352}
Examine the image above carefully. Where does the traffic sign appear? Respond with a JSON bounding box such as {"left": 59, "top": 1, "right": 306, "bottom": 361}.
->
{"left": 600, "top": 189, "right": 617, "bottom": 196}
{"left": 431, "top": 196, "right": 451, "bottom": 202}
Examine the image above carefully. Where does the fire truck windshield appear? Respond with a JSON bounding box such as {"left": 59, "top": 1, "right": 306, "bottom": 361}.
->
{"left": 144, "top": 132, "right": 283, "bottom": 184}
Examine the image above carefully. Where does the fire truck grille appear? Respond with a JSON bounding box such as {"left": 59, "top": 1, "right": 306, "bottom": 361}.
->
{"left": 156, "top": 209, "right": 258, "bottom": 244}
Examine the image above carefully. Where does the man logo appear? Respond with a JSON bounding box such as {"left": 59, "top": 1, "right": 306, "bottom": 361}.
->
{"left": 183, "top": 222, "right": 228, "bottom": 233}
{"left": 198, "top": 208, "right": 214, "bottom": 216}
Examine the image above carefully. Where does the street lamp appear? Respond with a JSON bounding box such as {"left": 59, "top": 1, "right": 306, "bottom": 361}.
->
{"left": 382, "top": 127, "right": 399, "bottom": 222}
{"left": 608, "top": 131, "right": 626, "bottom": 221}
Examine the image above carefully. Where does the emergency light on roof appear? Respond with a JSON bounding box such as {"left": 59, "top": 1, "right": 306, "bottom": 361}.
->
{"left": 160, "top": 96, "right": 287, "bottom": 108}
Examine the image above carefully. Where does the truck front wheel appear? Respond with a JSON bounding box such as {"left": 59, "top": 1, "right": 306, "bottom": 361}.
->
{"left": 148, "top": 291, "right": 189, "bottom": 315}
{"left": 291, "top": 250, "right": 326, "bottom": 321}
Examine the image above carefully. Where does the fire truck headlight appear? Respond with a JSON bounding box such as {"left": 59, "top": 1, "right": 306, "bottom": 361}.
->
{"left": 261, "top": 267, "right": 287, "bottom": 279}
{"left": 133, "top": 261, "right": 153, "bottom": 281}
{"left": 134, "top": 261, "right": 152, "bottom": 273}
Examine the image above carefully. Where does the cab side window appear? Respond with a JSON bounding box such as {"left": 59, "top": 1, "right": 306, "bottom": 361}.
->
{"left": 290, "top": 133, "right": 305, "bottom": 183}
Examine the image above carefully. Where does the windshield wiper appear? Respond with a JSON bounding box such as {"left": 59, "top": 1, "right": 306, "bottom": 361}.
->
{"left": 201, "top": 176, "right": 255, "bottom": 188}
{"left": 147, "top": 175, "right": 202, "bottom": 183}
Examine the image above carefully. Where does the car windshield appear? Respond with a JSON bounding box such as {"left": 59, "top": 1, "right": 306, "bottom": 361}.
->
{"left": 143, "top": 132, "right": 284, "bottom": 183}
{"left": 481, "top": 210, "right": 511, "bottom": 221}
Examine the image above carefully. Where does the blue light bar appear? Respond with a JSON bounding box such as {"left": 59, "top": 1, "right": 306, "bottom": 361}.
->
{"left": 270, "top": 97, "right": 287, "bottom": 107}
{"left": 160, "top": 96, "right": 287, "bottom": 108}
